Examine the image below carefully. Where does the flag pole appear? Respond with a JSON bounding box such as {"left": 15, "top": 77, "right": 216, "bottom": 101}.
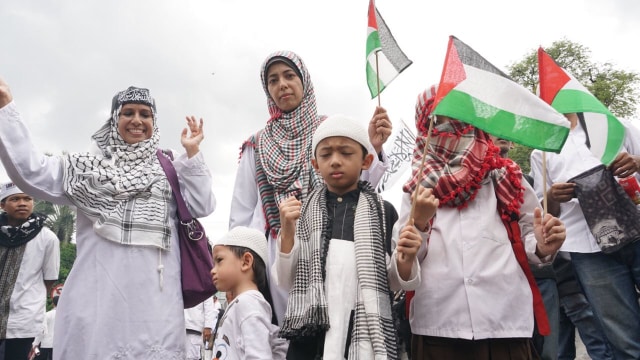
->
{"left": 542, "top": 152, "right": 548, "bottom": 216}
{"left": 400, "top": 116, "right": 435, "bottom": 262}
{"left": 409, "top": 116, "right": 436, "bottom": 221}
{"left": 374, "top": 50, "right": 384, "bottom": 143}
{"left": 375, "top": 50, "right": 382, "bottom": 107}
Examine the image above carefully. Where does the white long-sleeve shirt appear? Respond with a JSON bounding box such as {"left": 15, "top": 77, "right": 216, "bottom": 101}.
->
{"left": 400, "top": 178, "right": 548, "bottom": 340}
{"left": 213, "top": 290, "right": 287, "bottom": 360}
{"left": 530, "top": 120, "right": 640, "bottom": 253}
{"left": 33, "top": 308, "right": 56, "bottom": 348}
{"left": 184, "top": 297, "right": 215, "bottom": 332}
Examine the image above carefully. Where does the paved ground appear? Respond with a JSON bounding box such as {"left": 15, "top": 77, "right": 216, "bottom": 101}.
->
{"left": 575, "top": 333, "right": 590, "bottom": 359}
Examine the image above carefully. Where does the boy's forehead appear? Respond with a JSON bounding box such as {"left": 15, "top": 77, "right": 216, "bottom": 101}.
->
{"left": 317, "top": 136, "right": 362, "bottom": 148}
{"left": 4, "top": 193, "right": 29, "bottom": 200}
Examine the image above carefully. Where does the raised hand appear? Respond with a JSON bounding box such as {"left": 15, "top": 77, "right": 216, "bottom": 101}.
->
{"left": 411, "top": 185, "right": 439, "bottom": 232}
{"left": 0, "top": 77, "right": 13, "bottom": 108}
{"left": 533, "top": 208, "right": 566, "bottom": 258}
{"left": 278, "top": 196, "right": 302, "bottom": 254}
{"left": 181, "top": 116, "right": 204, "bottom": 158}
{"left": 368, "top": 106, "right": 392, "bottom": 154}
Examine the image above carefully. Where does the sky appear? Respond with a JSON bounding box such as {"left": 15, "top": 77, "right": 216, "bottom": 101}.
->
{"left": 1, "top": 0, "right": 639, "bottom": 237}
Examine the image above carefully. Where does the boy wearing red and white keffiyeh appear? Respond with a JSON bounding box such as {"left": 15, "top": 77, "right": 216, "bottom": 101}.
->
{"left": 401, "top": 86, "right": 567, "bottom": 359}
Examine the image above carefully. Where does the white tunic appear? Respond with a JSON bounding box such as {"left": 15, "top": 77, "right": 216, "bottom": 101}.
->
{"left": 0, "top": 101, "right": 216, "bottom": 360}
{"left": 33, "top": 308, "right": 56, "bottom": 349}
{"left": 213, "top": 290, "right": 287, "bottom": 360}
{"left": 230, "top": 146, "right": 389, "bottom": 324}
{"left": 6, "top": 228, "right": 60, "bottom": 339}
{"left": 398, "top": 179, "right": 549, "bottom": 340}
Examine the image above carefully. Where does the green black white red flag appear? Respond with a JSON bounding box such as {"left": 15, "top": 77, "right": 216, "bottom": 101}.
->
{"left": 432, "top": 36, "right": 569, "bottom": 152}
{"left": 538, "top": 47, "right": 625, "bottom": 165}
{"left": 366, "top": 0, "right": 412, "bottom": 99}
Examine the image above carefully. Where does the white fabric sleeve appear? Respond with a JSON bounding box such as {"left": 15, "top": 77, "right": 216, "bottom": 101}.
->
{"left": 42, "top": 229, "right": 61, "bottom": 281}
{"left": 622, "top": 119, "right": 640, "bottom": 156}
{"left": 172, "top": 151, "right": 216, "bottom": 218}
{"left": 32, "top": 323, "right": 46, "bottom": 347}
{"left": 203, "top": 296, "right": 215, "bottom": 329}
{"left": 387, "top": 251, "right": 421, "bottom": 291}
{"left": 360, "top": 149, "right": 389, "bottom": 188}
{"left": 270, "top": 235, "right": 300, "bottom": 290}
{"left": 0, "top": 102, "right": 72, "bottom": 204}
{"left": 229, "top": 147, "right": 259, "bottom": 229}
{"left": 519, "top": 181, "right": 554, "bottom": 265}
{"left": 237, "top": 313, "right": 276, "bottom": 360}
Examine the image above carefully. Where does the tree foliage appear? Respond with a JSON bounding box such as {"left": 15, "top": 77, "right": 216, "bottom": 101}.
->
{"left": 58, "top": 241, "right": 77, "bottom": 284}
{"left": 35, "top": 200, "right": 76, "bottom": 243}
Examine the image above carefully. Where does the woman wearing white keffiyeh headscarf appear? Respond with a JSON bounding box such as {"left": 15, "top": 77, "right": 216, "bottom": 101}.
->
{"left": 229, "top": 50, "right": 394, "bottom": 325}
{"left": 0, "top": 80, "right": 216, "bottom": 360}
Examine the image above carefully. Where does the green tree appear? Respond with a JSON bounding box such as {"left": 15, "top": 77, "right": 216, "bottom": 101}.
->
{"left": 35, "top": 199, "right": 77, "bottom": 309}
{"left": 35, "top": 200, "right": 76, "bottom": 244}
{"left": 506, "top": 38, "right": 640, "bottom": 172}
{"left": 58, "top": 241, "right": 77, "bottom": 284}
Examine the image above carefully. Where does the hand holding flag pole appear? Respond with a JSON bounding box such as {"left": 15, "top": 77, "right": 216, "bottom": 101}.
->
{"left": 542, "top": 152, "right": 548, "bottom": 217}
{"left": 374, "top": 50, "right": 384, "bottom": 142}
{"left": 409, "top": 116, "right": 435, "bottom": 221}
{"left": 400, "top": 117, "right": 436, "bottom": 262}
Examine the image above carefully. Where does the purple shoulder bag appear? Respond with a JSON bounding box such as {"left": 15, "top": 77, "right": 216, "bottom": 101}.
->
{"left": 156, "top": 149, "right": 217, "bottom": 308}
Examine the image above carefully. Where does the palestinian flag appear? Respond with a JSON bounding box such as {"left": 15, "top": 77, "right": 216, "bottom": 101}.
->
{"left": 538, "top": 47, "right": 625, "bottom": 165}
{"left": 432, "top": 36, "right": 569, "bottom": 152}
{"left": 366, "top": 0, "right": 412, "bottom": 98}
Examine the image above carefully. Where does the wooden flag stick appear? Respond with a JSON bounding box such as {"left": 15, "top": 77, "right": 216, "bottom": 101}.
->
{"left": 409, "top": 116, "right": 436, "bottom": 222}
{"left": 375, "top": 51, "right": 382, "bottom": 107}
{"left": 399, "top": 116, "right": 435, "bottom": 262}
{"left": 542, "top": 151, "right": 548, "bottom": 216}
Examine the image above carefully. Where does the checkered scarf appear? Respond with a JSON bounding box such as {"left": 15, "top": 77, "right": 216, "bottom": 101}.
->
{"left": 242, "top": 51, "right": 323, "bottom": 237}
{"left": 403, "top": 88, "right": 523, "bottom": 214}
{"left": 280, "top": 183, "right": 397, "bottom": 359}
{"left": 62, "top": 87, "right": 173, "bottom": 250}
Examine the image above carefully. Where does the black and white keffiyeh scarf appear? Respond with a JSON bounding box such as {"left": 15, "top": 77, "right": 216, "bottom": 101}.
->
{"left": 280, "top": 182, "right": 398, "bottom": 359}
{"left": 62, "top": 87, "right": 173, "bottom": 250}
{"left": 0, "top": 213, "right": 46, "bottom": 337}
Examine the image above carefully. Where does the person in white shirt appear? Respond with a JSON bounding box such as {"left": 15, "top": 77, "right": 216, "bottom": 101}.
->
{"left": 530, "top": 112, "right": 640, "bottom": 359}
{"left": 402, "top": 87, "right": 566, "bottom": 359}
{"left": 212, "top": 296, "right": 222, "bottom": 313}
{"left": 184, "top": 297, "right": 215, "bottom": 360}
{"left": 31, "top": 296, "right": 58, "bottom": 360}
{"left": 229, "top": 50, "right": 392, "bottom": 325}
{"left": 0, "top": 183, "right": 60, "bottom": 360}
{"left": 210, "top": 226, "right": 287, "bottom": 360}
